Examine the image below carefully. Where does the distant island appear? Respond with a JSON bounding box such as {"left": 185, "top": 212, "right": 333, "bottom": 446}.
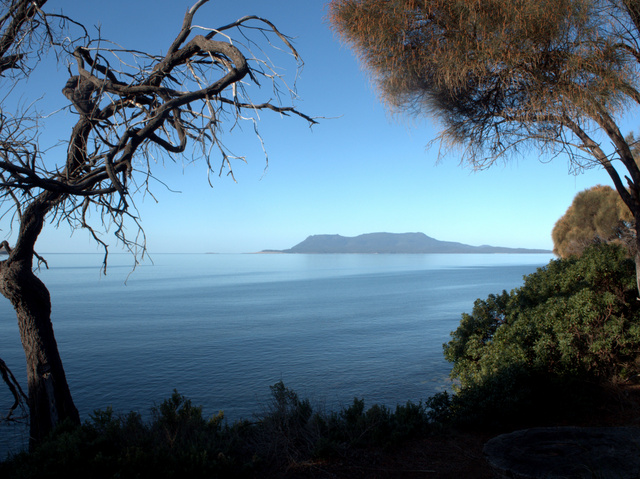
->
{"left": 262, "top": 232, "right": 551, "bottom": 254}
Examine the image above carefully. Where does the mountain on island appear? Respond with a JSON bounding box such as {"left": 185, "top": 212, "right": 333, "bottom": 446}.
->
{"left": 265, "top": 232, "right": 551, "bottom": 254}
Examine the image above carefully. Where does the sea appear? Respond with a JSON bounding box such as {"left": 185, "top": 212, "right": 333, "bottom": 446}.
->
{"left": 0, "top": 252, "right": 553, "bottom": 456}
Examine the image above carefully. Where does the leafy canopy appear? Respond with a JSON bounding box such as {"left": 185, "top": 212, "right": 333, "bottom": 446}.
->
{"left": 552, "top": 185, "right": 634, "bottom": 258}
{"left": 444, "top": 243, "right": 640, "bottom": 390}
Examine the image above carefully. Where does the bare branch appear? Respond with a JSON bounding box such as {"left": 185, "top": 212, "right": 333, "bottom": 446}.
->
{"left": 0, "top": 0, "right": 316, "bottom": 276}
{"left": 0, "top": 357, "right": 28, "bottom": 422}
{"left": 0, "top": 0, "right": 48, "bottom": 74}
{"left": 0, "top": 0, "right": 309, "bottom": 448}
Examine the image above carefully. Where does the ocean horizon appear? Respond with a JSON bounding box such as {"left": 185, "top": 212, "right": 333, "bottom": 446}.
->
{"left": 0, "top": 252, "right": 553, "bottom": 456}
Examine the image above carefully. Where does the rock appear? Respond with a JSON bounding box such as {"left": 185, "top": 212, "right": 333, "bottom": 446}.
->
{"left": 483, "top": 426, "right": 640, "bottom": 478}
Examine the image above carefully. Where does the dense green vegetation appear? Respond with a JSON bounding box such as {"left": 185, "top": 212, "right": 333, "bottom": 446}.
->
{"left": 3, "top": 243, "right": 639, "bottom": 476}
{"left": 433, "top": 243, "right": 640, "bottom": 428}
{"left": 0, "top": 383, "right": 432, "bottom": 478}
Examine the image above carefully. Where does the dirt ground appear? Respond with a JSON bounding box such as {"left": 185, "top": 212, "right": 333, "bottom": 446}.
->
{"left": 283, "top": 384, "right": 640, "bottom": 479}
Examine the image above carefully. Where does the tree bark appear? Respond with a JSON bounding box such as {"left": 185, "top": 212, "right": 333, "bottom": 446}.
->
{"left": 635, "top": 220, "right": 640, "bottom": 298}
{"left": 0, "top": 260, "right": 79, "bottom": 447}
{"left": 0, "top": 195, "right": 79, "bottom": 448}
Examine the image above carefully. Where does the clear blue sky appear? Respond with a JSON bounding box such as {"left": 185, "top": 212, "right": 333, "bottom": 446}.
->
{"left": 26, "top": 0, "right": 624, "bottom": 254}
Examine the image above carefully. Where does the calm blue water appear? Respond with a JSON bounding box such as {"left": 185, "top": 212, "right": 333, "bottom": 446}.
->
{"left": 0, "top": 253, "right": 552, "bottom": 456}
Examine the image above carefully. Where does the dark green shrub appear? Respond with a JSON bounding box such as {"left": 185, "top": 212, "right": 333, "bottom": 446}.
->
{"left": 391, "top": 400, "right": 430, "bottom": 440}
{"left": 445, "top": 243, "right": 640, "bottom": 386}
{"left": 315, "top": 396, "right": 430, "bottom": 451}
{"left": 1, "top": 392, "right": 251, "bottom": 479}
{"left": 251, "top": 381, "right": 318, "bottom": 468}
{"left": 1, "top": 382, "right": 435, "bottom": 478}
{"left": 440, "top": 243, "right": 640, "bottom": 428}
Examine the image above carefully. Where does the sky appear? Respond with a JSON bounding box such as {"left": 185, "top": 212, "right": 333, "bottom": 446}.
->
{"left": 12, "top": 0, "right": 628, "bottom": 254}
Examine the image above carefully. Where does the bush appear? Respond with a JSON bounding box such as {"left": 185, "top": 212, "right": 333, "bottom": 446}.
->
{"left": 1, "top": 391, "right": 252, "bottom": 479}
{"left": 440, "top": 243, "right": 640, "bottom": 428}
{"left": 0, "top": 383, "right": 433, "bottom": 478}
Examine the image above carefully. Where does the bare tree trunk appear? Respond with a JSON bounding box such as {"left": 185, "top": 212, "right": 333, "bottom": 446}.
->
{"left": 0, "top": 195, "right": 79, "bottom": 448}
{"left": 635, "top": 220, "right": 640, "bottom": 298}
{"left": 0, "top": 260, "right": 79, "bottom": 448}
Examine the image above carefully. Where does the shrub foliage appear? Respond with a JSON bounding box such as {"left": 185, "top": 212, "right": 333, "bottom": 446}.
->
{"left": 439, "top": 243, "right": 640, "bottom": 427}
{"left": 0, "top": 384, "right": 432, "bottom": 478}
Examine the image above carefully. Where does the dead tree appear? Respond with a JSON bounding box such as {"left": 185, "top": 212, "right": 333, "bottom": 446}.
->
{"left": 0, "top": 0, "right": 315, "bottom": 448}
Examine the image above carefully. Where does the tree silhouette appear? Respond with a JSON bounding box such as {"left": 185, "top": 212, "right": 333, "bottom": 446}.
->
{"left": 0, "top": 0, "right": 314, "bottom": 448}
